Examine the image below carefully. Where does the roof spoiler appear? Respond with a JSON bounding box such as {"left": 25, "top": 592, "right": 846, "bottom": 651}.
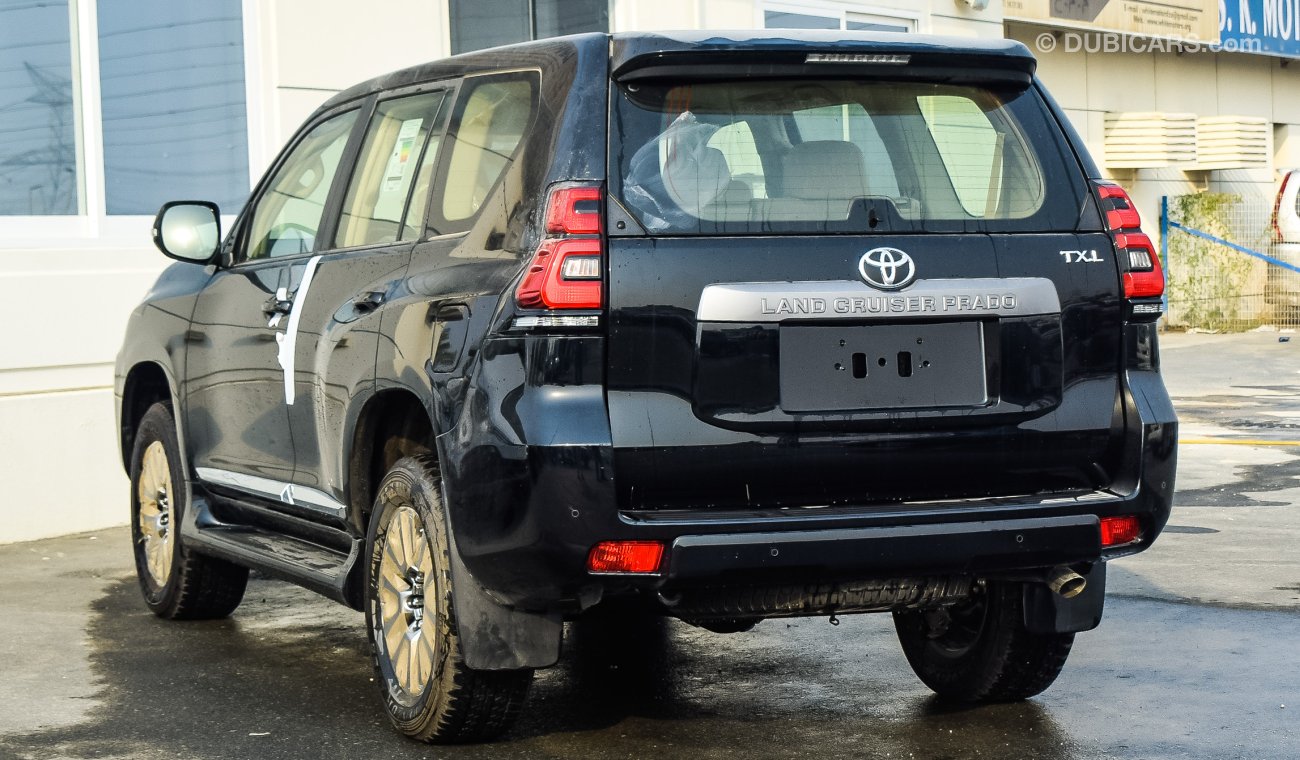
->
{"left": 612, "top": 49, "right": 1035, "bottom": 87}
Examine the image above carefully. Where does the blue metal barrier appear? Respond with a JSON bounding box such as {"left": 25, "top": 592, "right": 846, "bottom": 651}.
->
{"left": 1160, "top": 196, "right": 1300, "bottom": 275}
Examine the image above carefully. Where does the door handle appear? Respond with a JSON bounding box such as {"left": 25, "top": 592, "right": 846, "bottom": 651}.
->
{"left": 263, "top": 287, "right": 294, "bottom": 316}
{"left": 352, "top": 291, "right": 386, "bottom": 313}
{"left": 263, "top": 287, "right": 293, "bottom": 327}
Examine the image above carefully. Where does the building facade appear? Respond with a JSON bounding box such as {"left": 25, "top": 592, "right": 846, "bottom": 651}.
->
{"left": 1, "top": 0, "right": 1295, "bottom": 542}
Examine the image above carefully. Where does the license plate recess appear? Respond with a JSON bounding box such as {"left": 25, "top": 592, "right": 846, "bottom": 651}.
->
{"left": 779, "top": 322, "right": 987, "bottom": 412}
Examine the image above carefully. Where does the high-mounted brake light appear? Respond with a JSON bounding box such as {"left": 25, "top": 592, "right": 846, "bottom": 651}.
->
{"left": 516, "top": 184, "right": 604, "bottom": 315}
{"left": 1100, "top": 515, "right": 1142, "bottom": 547}
{"left": 1094, "top": 181, "right": 1165, "bottom": 308}
{"left": 587, "top": 541, "right": 664, "bottom": 574}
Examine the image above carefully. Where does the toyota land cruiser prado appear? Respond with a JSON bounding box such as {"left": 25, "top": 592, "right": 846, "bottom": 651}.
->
{"left": 116, "top": 31, "right": 1177, "bottom": 743}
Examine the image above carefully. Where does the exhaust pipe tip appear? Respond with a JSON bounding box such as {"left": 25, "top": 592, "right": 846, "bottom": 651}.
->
{"left": 1046, "top": 566, "right": 1087, "bottom": 599}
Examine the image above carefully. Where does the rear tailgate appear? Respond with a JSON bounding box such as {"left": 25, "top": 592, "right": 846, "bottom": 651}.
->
{"left": 604, "top": 45, "right": 1122, "bottom": 512}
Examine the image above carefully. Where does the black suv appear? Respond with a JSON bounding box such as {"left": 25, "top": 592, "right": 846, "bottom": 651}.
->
{"left": 116, "top": 31, "right": 1177, "bottom": 743}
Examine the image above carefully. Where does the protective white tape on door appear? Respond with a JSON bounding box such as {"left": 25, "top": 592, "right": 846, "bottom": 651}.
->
{"left": 275, "top": 254, "right": 322, "bottom": 405}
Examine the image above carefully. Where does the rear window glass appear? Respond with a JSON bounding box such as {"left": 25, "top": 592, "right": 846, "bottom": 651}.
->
{"left": 610, "top": 79, "right": 1083, "bottom": 235}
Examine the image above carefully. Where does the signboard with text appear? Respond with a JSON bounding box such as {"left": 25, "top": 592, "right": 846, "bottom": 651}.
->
{"left": 1006, "top": 0, "right": 1219, "bottom": 41}
{"left": 1219, "top": 0, "right": 1300, "bottom": 57}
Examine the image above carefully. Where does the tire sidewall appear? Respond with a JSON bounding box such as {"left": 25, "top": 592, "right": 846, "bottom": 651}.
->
{"left": 129, "top": 403, "right": 188, "bottom": 612}
{"left": 895, "top": 582, "right": 1016, "bottom": 695}
{"left": 364, "top": 458, "right": 456, "bottom": 732}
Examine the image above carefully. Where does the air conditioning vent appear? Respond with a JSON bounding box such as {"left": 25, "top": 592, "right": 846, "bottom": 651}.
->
{"left": 1195, "top": 116, "right": 1271, "bottom": 170}
{"left": 1103, "top": 112, "right": 1198, "bottom": 169}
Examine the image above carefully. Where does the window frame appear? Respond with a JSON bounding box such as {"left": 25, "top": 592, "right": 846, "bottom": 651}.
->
{"left": 1, "top": 0, "right": 266, "bottom": 250}
{"left": 329, "top": 80, "right": 460, "bottom": 253}
{"left": 227, "top": 100, "right": 369, "bottom": 267}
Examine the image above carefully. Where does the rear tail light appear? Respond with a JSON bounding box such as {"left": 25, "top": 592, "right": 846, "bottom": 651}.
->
{"left": 545, "top": 186, "right": 602, "bottom": 235}
{"left": 1094, "top": 181, "right": 1165, "bottom": 316}
{"left": 587, "top": 540, "right": 665, "bottom": 574}
{"left": 516, "top": 184, "right": 604, "bottom": 314}
{"left": 1115, "top": 232, "right": 1165, "bottom": 298}
{"left": 1097, "top": 183, "right": 1142, "bottom": 232}
{"left": 1100, "top": 515, "right": 1142, "bottom": 547}
{"left": 515, "top": 238, "right": 603, "bottom": 308}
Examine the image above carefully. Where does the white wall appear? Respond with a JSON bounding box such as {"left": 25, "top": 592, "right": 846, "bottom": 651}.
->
{"left": 0, "top": 0, "right": 451, "bottom": 545}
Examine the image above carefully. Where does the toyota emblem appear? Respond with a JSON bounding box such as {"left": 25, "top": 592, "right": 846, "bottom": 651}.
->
{"left": 857, "top": 247, "right": 916, "bottom": 290}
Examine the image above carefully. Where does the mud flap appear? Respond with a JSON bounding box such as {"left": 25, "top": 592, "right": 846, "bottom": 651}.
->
{"left": 1023, "top": 562, "right": 1107, "bottom": 634}
{"left": 446, "top": 530, "right": 563, "bottom": 670}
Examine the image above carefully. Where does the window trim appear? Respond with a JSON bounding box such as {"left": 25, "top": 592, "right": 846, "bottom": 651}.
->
{"left": 0, "top": 0, "right": 266, "bottom": 249}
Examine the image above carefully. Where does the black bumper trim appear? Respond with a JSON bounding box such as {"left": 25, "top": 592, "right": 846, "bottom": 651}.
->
{"left": 667, "top": 514, "right": 1101, "bottom": 579}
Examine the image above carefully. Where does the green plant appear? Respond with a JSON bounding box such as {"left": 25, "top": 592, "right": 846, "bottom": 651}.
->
{"left": 1165, "top": 192, "right": 1256, "bottom": 331}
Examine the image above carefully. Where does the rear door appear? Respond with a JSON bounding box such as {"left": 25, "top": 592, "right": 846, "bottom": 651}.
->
{"left": 605, "top": 73, "right": 1123, "bottom": 511}
{"left": 287, "top": 88, "right": 451, "bottom": 508}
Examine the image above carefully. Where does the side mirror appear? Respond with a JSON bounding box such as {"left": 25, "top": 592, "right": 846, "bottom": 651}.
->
{"left": 152, "top": 201, "right": 221, "bottom": 263}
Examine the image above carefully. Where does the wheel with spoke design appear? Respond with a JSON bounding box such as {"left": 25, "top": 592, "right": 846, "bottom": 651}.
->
{"left": 364, "top": 456, "right": 533, "bottom": 743}
{"left": 129, "top": 402, "right": 248, "bottom": 619}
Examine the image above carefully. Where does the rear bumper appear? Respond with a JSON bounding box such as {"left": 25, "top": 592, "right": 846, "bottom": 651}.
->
{"left": 667, "top": 514, "right": 1099, "bottom": 581}
{"left": 440, "top": 337, "right": 1177, "bottom": 615}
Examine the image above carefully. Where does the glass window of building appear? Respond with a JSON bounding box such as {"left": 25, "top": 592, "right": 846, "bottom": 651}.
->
{"left": 764, "top": 6, "right": 913, "bottom": 33}
{"left": 98, "top": 0, "right": 249, "bottom": 215}
{"left": 0, "top": 0, "right": 80, "bottom": 215}
{"left": 449, "top": 0, "right": 608, "bottom": 55}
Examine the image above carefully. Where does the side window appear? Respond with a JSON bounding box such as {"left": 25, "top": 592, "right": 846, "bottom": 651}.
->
{"left": 245, "top": 110, "right": 358, "bottom": 261}
{"left": 335, "top": 91, "right": 447, "bottom": 248}
{"left": 440, "top": 76, "right": 536, "bottom": 225}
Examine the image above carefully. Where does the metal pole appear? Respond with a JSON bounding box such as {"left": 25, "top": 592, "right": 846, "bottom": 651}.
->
{"left": 1160, "top": 195, "right": 1169, "bottom": 313}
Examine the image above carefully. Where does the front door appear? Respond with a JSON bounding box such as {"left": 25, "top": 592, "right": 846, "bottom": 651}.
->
{"left": 185, "top": 107, "right": 362, "bottom": 494}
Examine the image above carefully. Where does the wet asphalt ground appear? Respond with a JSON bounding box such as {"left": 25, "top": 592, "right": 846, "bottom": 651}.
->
{"left": 2, "top": 332, "right": 1298, "bottom": 759}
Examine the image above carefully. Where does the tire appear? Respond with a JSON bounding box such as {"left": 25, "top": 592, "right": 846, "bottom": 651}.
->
{"left": 364, "top": 456, "right": 533, "bottom": 744}
{"left": 893, "top": 580, "right": 1074, "bottom": 702}
{"left": 129, "top": 402, "right": 248, "bottom": 619}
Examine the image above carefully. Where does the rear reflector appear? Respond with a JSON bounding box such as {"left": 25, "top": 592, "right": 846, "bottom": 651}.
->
{"left": 587, "top": 541, "right": 665, "bottom": 574}
{"left": 1100, "top": 515, "right": 1142, "bottom": 547}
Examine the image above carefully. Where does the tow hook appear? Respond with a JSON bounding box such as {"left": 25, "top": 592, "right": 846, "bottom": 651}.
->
{"left": 1046, "top": 566, "right": 1087, "bottom": 598}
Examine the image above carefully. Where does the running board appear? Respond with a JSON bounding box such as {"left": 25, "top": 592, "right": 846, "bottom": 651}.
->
{"left": 181, "top": 494, "right": 363, "bottom": 608}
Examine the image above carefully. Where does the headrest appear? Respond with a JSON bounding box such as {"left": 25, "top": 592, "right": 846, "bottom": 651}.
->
{"left": 782, "top": 141, "right": 869, "bottom": 201}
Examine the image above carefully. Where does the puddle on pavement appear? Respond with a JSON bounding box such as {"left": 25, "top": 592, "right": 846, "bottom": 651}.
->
{"left": 0, "top": 576, "right": 1113, "bottom": 760}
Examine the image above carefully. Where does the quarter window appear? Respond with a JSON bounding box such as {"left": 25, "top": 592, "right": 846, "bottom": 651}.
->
{"left": 440, "top": 77, "right": 536, "bottom": 225}
{"left": 245, "top": 111, "right": 357, "bottom": 261}
{"left": 335, "top": 92, "right": 447, "bottom": 248}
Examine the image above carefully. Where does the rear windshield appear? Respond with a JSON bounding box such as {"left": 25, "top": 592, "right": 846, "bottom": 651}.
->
{"left": 609, "top": 78, "right": 1085, "bottom": 235}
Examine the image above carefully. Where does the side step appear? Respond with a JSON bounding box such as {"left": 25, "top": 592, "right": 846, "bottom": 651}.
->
{"left": 181, "top": 493, "right": 363, "bottom": 608}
